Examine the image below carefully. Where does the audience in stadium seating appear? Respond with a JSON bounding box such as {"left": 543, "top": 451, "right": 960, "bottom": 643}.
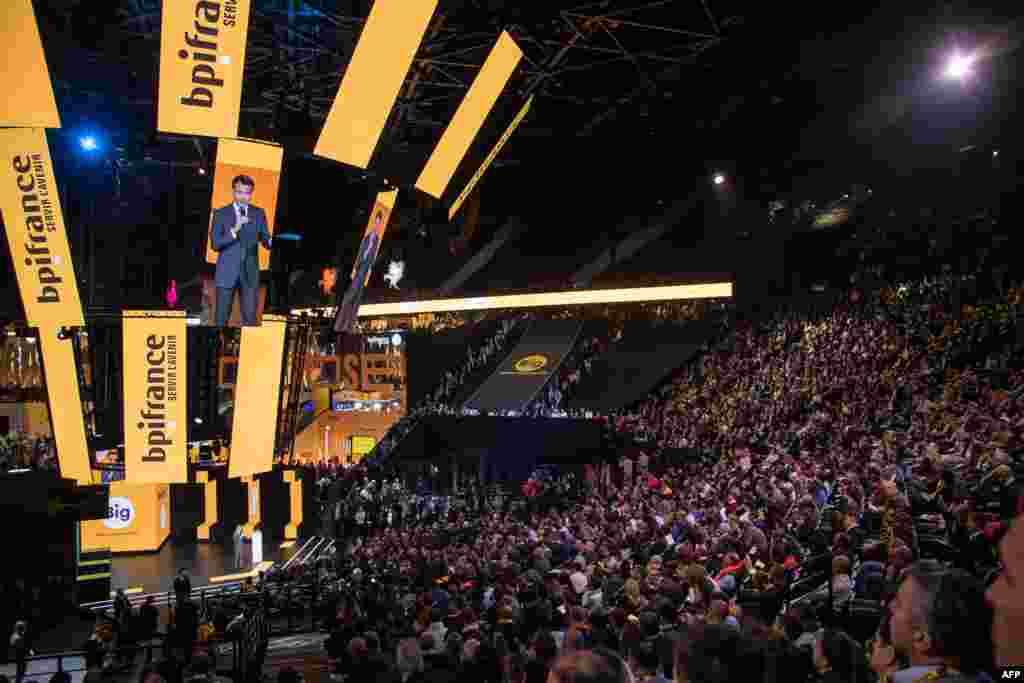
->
{"left": 0, "top": 434, "right": 57, "bottom": 473}
{"left": 10, "top": 227, "right": 1024, "bottom": 683}
{"left": 295, "top": 261, "right": 1022, "bottom": 683}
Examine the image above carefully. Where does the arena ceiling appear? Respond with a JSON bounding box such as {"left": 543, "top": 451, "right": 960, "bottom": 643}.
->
{"left": 17, "top": 0, "right": 1021, "bottom": 311}
{"left": 36, "top": 0, "right": 752, "bottom": 168}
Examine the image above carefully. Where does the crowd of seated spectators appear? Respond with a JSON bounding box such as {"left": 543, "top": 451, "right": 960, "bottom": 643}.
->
{"left": 277, "top": 262, "right": 1024, "bottom": 683}
{"left": 366, "top": 316, "right": 525, "bottom": 464}
{"left": 0, "top": 433, "right": 57, "bottom": 473}
{"left": 525, "top": 334, "right": 611, "bottom": 418}
{"left": 10, "top": 227, "right": 1024, "bottom": 683}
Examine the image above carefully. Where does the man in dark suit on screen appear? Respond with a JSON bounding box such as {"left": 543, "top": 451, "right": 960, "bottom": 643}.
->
{"left": 210, "top": 175, "right": 272, "bottom": 326}
{"left": 333, "top": 213, "right": 382, "bottom": 333}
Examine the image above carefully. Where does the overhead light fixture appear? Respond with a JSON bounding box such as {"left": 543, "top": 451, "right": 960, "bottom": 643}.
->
{"left": 348, "top": 281, "right": 733, "bottom": 316}
{"left": 944, "top": 51, "right": 975, "bottom": 80}
{"left": 713, "top": 173, "right": 726, "bottom": 186}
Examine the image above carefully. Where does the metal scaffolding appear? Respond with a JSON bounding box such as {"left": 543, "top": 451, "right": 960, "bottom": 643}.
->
{"left": 112, "top": 0, "right": 728, "bottom": 151}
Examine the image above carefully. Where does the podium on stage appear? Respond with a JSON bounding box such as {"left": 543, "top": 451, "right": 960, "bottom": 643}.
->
{"left": 251, "top": 528, "right": 263, "bottom": 565}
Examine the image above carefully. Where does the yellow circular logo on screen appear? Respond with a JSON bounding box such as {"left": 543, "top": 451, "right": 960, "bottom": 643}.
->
{"left": 515, "top": 355, "right": 548, "bottom": 373}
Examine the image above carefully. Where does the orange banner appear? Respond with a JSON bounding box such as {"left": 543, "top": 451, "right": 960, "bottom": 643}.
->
{"left": 123, "top": 311, "right": 188, "bottom": 484}
{"left": 0, "top": 0, "right": 60, "bottom": 128}
{"left": 314, "top": 0, "right": 437, "bottom": 169}
{"left": 205, "top": 138, "right": 282, "bottom": 272}
{"left": 158, "top": 0, "right": 252, "bottom": 138}
{"left": 38, "top": 330, "right": 91, "bottom": 485}
{"left": 228, "top": 315, "right": 287, "bottom": 478}
{"left": 450, "top": 95, "right": 533, "bottom": 219}
{"left": 416, "top": 32, "right": 522, "bottom": 199}
{"left": 0, "top": 128, "right": 84, "bottom": 328}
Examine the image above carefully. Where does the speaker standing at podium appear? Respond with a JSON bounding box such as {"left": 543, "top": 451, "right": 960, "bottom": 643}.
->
{"left": 211, "top": 175, "right": 272, "bottom": 326}
{"left": 233, "top": 524, "right": 246, "bottom": 570}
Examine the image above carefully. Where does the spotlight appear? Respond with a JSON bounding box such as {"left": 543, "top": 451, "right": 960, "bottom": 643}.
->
{"left": 712, "top": 173, "right": 726, "bottom": 186}
{"left": 79, "top": 135, "right": 99, "bottom": 152}
{"left": 944, "top": 51, "right": 974, "bottom": 80}
{"left": 194, "top": 417, "right": 203, "bottom": 424}
{"left": 198, "top": 167, "right": 207, "bottom": 176}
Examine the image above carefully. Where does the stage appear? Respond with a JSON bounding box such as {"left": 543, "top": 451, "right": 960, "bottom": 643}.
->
{"left": 109, "top": 536, "right": 303, "bottom": 595}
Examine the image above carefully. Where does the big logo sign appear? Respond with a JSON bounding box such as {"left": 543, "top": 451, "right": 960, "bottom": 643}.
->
{"left": 104, "top": 497, "right": 135, "bottom": 530}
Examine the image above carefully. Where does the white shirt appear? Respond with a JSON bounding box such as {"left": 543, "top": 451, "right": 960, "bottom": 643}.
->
{"left": 232, "top": 203, "right": 270, "bottom": 247}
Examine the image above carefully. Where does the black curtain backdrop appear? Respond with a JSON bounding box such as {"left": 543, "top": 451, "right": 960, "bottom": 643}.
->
{"left": 170, "top": 483, "right": 204, "bottom": 541}
{"left": 392, "top": 416, "right": 602, "bottom": 484}
{"left": 465, "top": 319, "right": 582, "bottom": 412}
{"left": 258, "top": 469, "right": 288, "bottom": 540}
{"left": 172, "top": 468, "right": 311, "bottom": 543}
{"left": 216, "top": 476, "right": 245, "bottom": 544}
{"left": 570, "top": 321, "right": 715, "bottom": 411}
{"left": 405, "top": 319, "right": 502, "bottom": 407}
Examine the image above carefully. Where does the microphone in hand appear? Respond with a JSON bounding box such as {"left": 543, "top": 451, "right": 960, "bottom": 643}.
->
{"left": 233, "top": 206, "right": 248, "bottom": 238}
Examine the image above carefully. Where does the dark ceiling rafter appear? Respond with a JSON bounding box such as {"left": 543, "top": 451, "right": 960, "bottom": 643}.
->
{"left": 107, "top": 0, "right": 729, "bottom": 151}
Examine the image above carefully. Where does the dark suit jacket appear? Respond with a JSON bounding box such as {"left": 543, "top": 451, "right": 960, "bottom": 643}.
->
{"left": 211, "top": 204, "right": 271, "bottom": 289}
{"left": 353, "top": 231, "right": 380, "bottom": 288}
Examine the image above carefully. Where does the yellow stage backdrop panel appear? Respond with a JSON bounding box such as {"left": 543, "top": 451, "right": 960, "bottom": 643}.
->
{"left": 0, "top": 128, "right": 84, "bottom": 329}
{"left": 449, "top": 95, "right": 533, "bottom": 219}
{"left": 415, "top": 32, "right": 523, "bottom": 199}
{"left": 158, "top": 0, "right": 252, "bottom": 138}
{"left": 38, "top": 330, "right": 91, "bottom": 484}
{"left": 81, "top": 483, "right": 171, "bottom": 554}
{"left": 205, "top": 138, "right": 283, "bottom": 272}
{"left": 123, "top": 311, "right": 188, "bottom": 484}
{"left": 228, "top": 315, "right": 287, "bottom": 478}
{"left": 315, "top": 0, "right": 437, "bottom": 169}
{"left": 0, "top": 0, "right": 60, "bottom": 128}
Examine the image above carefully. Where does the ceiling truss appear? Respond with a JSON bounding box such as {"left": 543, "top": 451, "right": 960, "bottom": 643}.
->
{"left": 110, "top": 0, "right": 726, "bottom": 147}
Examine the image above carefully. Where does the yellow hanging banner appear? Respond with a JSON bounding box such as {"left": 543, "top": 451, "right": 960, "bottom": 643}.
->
{"left": 449, "top": 95, "right": 533, "bottom": 219}
{"left": 228, "top": 314, "right": 287, "bottom": 478}
{"left": 158, "top": 0, "right": 252, "bottom": 138}
{"left": 123, "top": 311, "right": 188, "bottom": 484}
{"left": 314, "top": 0, "right": 437, "bottom": 169}
{"left": 37, "top": 330, "right": 91, "bottom": 484}
{"left": 0, "top": 128, "right": 83, "bottom": 329}
{"left": 0, "top": 0, "right": 61, "bottom": 128}
{"left": 415, "top": 31, "right": 523, "bottom": 199}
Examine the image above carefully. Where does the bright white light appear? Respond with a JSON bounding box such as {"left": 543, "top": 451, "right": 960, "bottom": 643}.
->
{"left": 713, "top": 173, "right": 726, "bottom": 186}
{"left": 383, "top": 260, "right": 405, "bottom": 289}
{"left": 80, "top": 136, "right": 98, "bottom": 151}
{"left": 993, "top": 150, "right": 999, "bottom": 158}
{"left": 945, "top": 52, "right": 975, "bottom": 80}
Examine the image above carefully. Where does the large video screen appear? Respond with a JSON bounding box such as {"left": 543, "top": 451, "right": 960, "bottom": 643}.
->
{"left": 334, "top": 189, "right": 396, "bottom": 333}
